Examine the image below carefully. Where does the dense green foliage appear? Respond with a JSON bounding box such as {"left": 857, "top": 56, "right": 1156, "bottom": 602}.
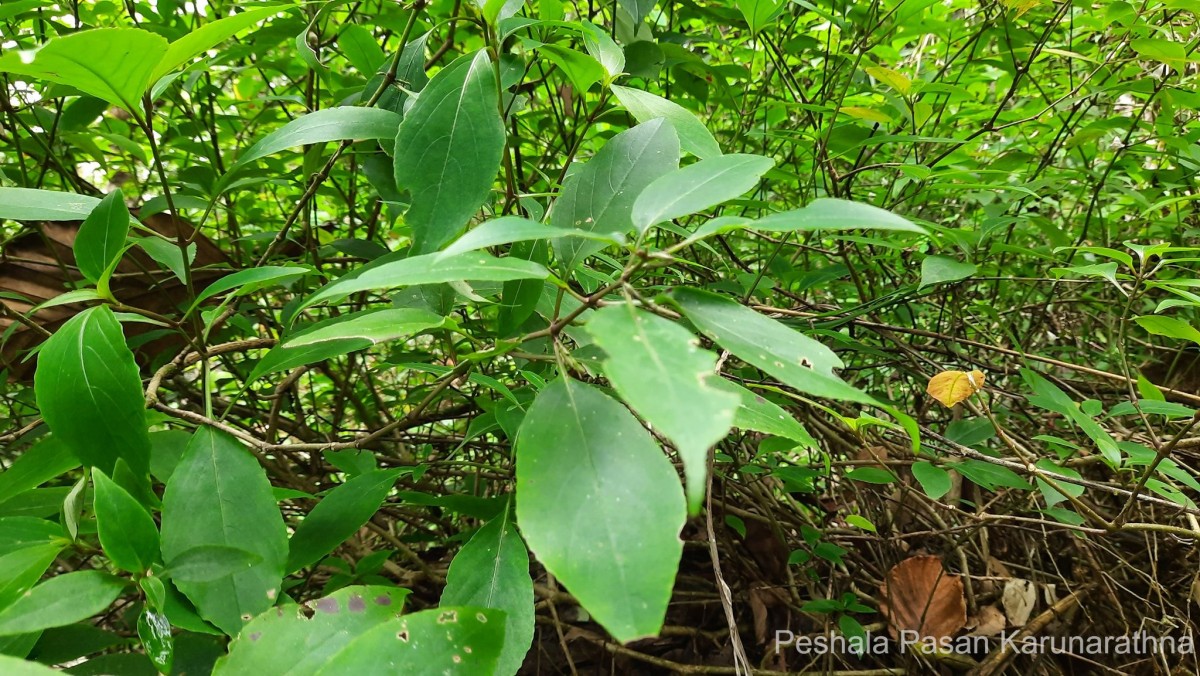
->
{"left": 1, "top": 0, "right": 1199, "bottom": 673}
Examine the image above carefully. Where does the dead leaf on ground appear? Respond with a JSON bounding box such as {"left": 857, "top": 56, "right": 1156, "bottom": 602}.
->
{"left": 926, "top": 369, "right": 986, "bottom": 407}
{"left": 1002, "top": 578, "right": 1037, "bottom": 627}
{"left": 879, "top": 555, "right": 967, "bottom": 641}
{"left": 967, "top": 605, "right": 1006, "bottom": 637}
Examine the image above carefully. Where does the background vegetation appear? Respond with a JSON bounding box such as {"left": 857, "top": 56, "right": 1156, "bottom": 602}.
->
{"left": 0, "top": 0, "right": 1198, "bottom": 673}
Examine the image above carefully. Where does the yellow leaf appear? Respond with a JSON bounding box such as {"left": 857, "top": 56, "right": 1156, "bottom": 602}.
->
{"left": 864, "top": 66, "right": 912, "bottom": 95}
{"left": 926, "top": 370, "right": 985, "bottom": 407}
{"left": 839, "top": 106, "right": 893, "bottom": 124}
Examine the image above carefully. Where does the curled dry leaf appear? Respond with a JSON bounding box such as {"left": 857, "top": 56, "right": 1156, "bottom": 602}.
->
{"left": 879, "top": 555, "right": 967, "bottom": 642}
{"left": 926, "top": 369, "right": 985, "bottom": 408}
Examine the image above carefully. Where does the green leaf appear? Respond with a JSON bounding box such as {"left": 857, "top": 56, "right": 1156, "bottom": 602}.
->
{"left": 536, "top": 45, "right": 606, "bottom": 93}
{"left": 0, "top": 544, "right": 64, "bottom": 612}
{"left": 482, "top": 0, "right": 526, "bottom": 24}
{"left": 1021, "top": 369, "right": 1121, "bottom": 466}
{"left": 73, "top": 190, "right": 131, "bottom": 285}
{"left": 671, "top": 288, "right": 877, "bottom": 405}
{"left": 286, "top": 469, "right": 402, "bottom": 573}
{"left": 0, "top": 28, "right": 168, "bottom": 110}
{"left": 1134, "top": 315, "right": 1200, "bottom": 347}
{"left": 285, "top": 308, "right": 444, "bottom": 348}
{"left": 222, "top": 108, "right": 402, "bottom": 186}
{"left": 609, "top": 85, "right": 721, "bottom": 159}
{"left": 845, "top": 467, "right": 897, "bottom": 484}
{"left": 0, "top": 571, "right": 126, "bottom": 636}
{"left": 752, "top": 199, "right": 927, "bottom": 235}
{"left": 296, "top": 251, "right": 549, "bottom": 317}
{"left": 440, "top": 216, "right": 622, "bottom": 258}
{"left": 737, "top": 0, "right": 783, "bottom": 33}
{"left": 395, "top": 50, "right": 505, "bottom": 253}
{"left": 0, "top": 439, "right": 80, "bottom": 511}
{"left": 92, "top": 470, "right": 159, "bottom": 574}
{"left": 552, "top": 119, "right": 679, "bottom": 270}
{"left": 0, "top": 654, "right": 64, "bottom": 674}
{"left": 133, "top": 236, "right": 194, "bottom": 284}
{"left": 919, "top": 255, "right": 977, "bottom": 288}
{"left": 1033, "top": 459, "right": 1085, "bottom": 507}
{"left": 953, "top": 460, "right": 1032, "bottom": 492}
{"left": 315, "top": 606, "right": 506, "bottom": 675}
{"left": 0, "top": 518, "right": 61, "bottom": 558}
{"left": 166, "top": 546, "right": 264, "bottom": 583}
{"left": 442, "top": 501, "right": 533, "bottom": 676}
{"left": 619, "top": 0, "right": 658, "bottom": 23}
{"left": 137, "top": 608, "right": 173, "bottom": 674}
{"left": 338, "top": 25, "right": 386, "bottom": 75}
{"left": 587, "top": 304, "right": 738, "bottom": 514}
{"left": 33, "top": 306, "right": 152, "bottom": 476}
{"left": 631, "top": 154, "right": 773, "bottom": 234}
{"left": 711, "top": 379, "right": 818, "bottom": 448}
{"left": 580, "top": 22, "right": 624, "bottom": 79}
{"left": 189, "top": 266, "right": 310, "bottom": 314}
{"left": 160, "top": 428, "right": 287, "bottom": 636}
{"left": 152, "top": 6, "right": 289, "bottom": 81}
{"left": 0, "top": 188, "right": 100, "bottom": 221}
{"left": 213, "top": 586, "right": 412, "bottom": 675}
{"left": 1130, "top": 37, "right": 1187, "bottom": 71}
{"left": 911, "top": 462, "right": 951, "bottom": 499}
{"left": 516, "top": 378, "right": 685, "bottom": 642}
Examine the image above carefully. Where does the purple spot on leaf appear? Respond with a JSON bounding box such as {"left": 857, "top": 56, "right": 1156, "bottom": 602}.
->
{"left": 315, "top": 597, "right": 338, "bottom": 614}
{"left": 349, "top": 595, "right": 365, "bottom": 612}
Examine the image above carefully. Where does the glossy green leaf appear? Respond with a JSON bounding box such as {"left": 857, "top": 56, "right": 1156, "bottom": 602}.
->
{"left": 516, "top": 378, "right": 685, "bottom": 642}
{"left": 297, "top": 251, "right": 549, "bottom": 316}
{"left": 919, "top": 255, "right": 977, "bottom": 288}
{"left": 189, "top": 266, "right": 310, "bottom": 313}
{"left": 166, "top": 546, "right": 264, "bottom": 583}
{"left": 0, "top": 544, "right": 64, "bottom": 612}
{"left": 224, "top": 108, "right": 401, "bottom": 181}
{"left": 33, "top": 306, "right": 152, "bottom": 476}
{"left": 0, "top": 571, "right": 126, "bottom": 636}
{"left": 752, "top": 199, "right": 927, "bottom": 235}
{"left": 587, "top": 304, "right": 737, "bottom": 514}
{"left": 0, "top": 188, "right": 100, "bottom": 221}
{"left": 284, "top": 308, "right": 444, "bottom": 348}
{"left": 213, "top": 586, "right": 412, "bottom": 675}
{"left": 1134, "top": 315, "right": 1200, "bottom": 347}
{"left": 160, "top": 428, "right": 287, "bottom": 636}
{"left": 395, "top": 50, "right": 505, "bottom": 253}
{"left": 137, "top": 608, "right": 173, "bottom": 674}
{"left": 92, "top": 470, "right": 159, "bottom": 574}
{"left": 315, "top": 606, "right": 506, "bottom": 675}
{"left": 442, "top": 501, "right": 533, "bottom": 676}
{"left": 0, "top": 28, "right": 167, "bottom": 110}
{"left": 286, "top": 469, "right": 402, "bottom": 573}
{"left": 536, "top": 44, "right": 606, "bottom": 93}
{"left": 671, "top": 288, "right": 877, "bottom": 404}
{"left": 73, "top": 189, "right": 131, "bottom": 285}
{"left": 631, "top": 154, "right": 773, "bottom": 234}
{"left": 551, "top": 119, "right": 679, "bottom": 270}
{"left": 440, "top": 216, "right": 622, "bottom": 258}
{"left": 152, "top": 6, "right": 289, "bottom": 81}
{"left": 609, "top": 85, "right": 720, "bottom": 159}
{"left": 953, "top": 460, "right": 1032, "bottom": 492}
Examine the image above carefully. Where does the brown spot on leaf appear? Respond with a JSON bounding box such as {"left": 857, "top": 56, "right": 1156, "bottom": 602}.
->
{"left": 397, "top": 630, "right": 410, "bottom": 642}
{"left": 437, "top": 610, "right": 458, "bottom": 624}
{"left": 375, "top": 595, "right": 392, "bottom": 606}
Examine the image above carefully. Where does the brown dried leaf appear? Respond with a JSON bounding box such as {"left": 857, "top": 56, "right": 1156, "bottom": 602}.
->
{"left": 926, "top": 369, "right": 985, "bottom": 407}
{"left": 879, "top": 555, "right": 967, "bottom": 641}
{"left": 967, "top": 604, "right": 1006, "bottom": 637}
